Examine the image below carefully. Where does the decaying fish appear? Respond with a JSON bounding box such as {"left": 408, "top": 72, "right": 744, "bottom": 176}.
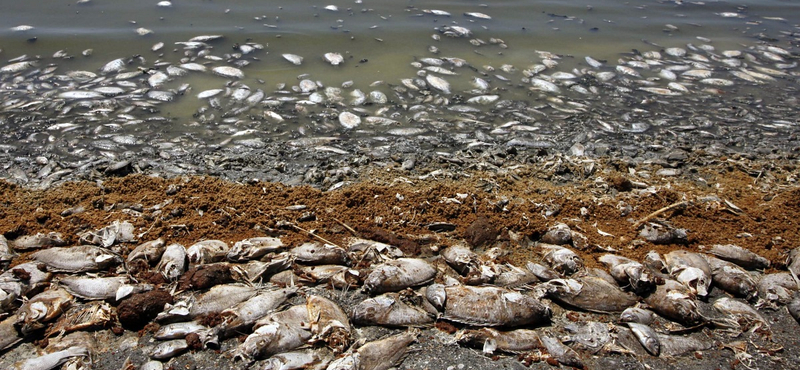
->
{"left": 151, "top": 339, "right": 189, "bottom": 360}
{"left": 665, "top": 250, "right": 711, "bottom": 297}
{"left": 541, "top": 223, "right": 573, "bottom": 245}
{"left": 640, "top": 222, "right": 687, "bottom": 244}
{"left": 456, "top": 328, "right": 542, "bottom": 354}
{"left": 16, "top": 287, "right": 73, "bottom": 335}
{"left": 787, "top": 248, "right": 800, "bottom": 286}
{"left": 656, "top": 332, "right": 712, "bottom": 356}
{"left": 346, "top": 238, "right": 404, "bottom": 262}
{"left": 598, "top": 254, "right": 658, "bottom": 294}
{"left": 757, "top": 272, "right": 798, "bottom": 307}
{"left": 46, "top": 302, "right": 114, "bottom": 337}
{"left": 307, "top": 295, "right": 352, "bottom": 353}
{"left": 705, "top": 255, "right": 758, "bottom": 300}
{"left": 788, "top": 294, "right": 800, "bottom": 324}
{"left": 540, "top": 277, "right": 638, "bottom": 313}
{"left": 541, "top": 244, "right": 583, "bottom": 275}
{"left": 156, "top": 243, "right": 187, "bottom": 281}
{"left": 189, "top": 284, "right": 259, "bottom": 319}
{"left": 351, "top": 291, "right": 435, "bottom": 327}
{"left": 440, "top": 244, "right": 480, "bottom": 276}
{"left": 644, "top": 279, "right": 704, "bottom": 327}
{"left": 0, "top": 316, "right": 22, "bottom": 351}
{"left": 620, "top": 307, "right": 657, "bottom": 325}
{"left": 493, "top": 263, "right": 539, "bottom": 288}
{"left": 426, "top": 283, "right": 551, "bottom": 326}
{"left": 1, "top": 262, "right": 52, "bottom": 313}
{"left": 562, "top": 321, "right": 614, "bottom": 354}
{"left": 13, "top": 346, "right": 89, "bottom": 370}
{"left": 31, "top": 245, "right": 121, "bottom": 273}
{"left": 709, "top": 244, "right": 770, "bottom": 270}
{"left": 11, "top": 232, "right": 67, "bottom": 251}
{"left": 78, "top": 220, "right": 135, "bottom": 247}
{"left": 713, "top": 297, "right": 770, "bottom": 335}
{"left": 218, "top": 287, "right": 296, "bottom": 337}
{"left": 154, "top": 321, "right": 208, "bottom": 340}
{"left": 227, "top": 237, "right": 285, "bottom": 262}
{"left": 363, "top": 258, "right": 437, "bottom": 294}
{"left": 237, "top": 305, "right": 311, "bottom": 363}
{"left": 326, "top": 329, "right": 418, "bottom": 370}
{"left": 126, "top": 238, "right": 166, "bottom": 265}
{"left": 526, "top": 261, "right": 561, "bottom": 281}
{"left": 293, "top": 265, "right": 360, "bottom": 289}
{"left": 260, "top": 349, "right": 333, "bottom": 370}
{"left": 290, "top": 242, "right": 349, "bottom": 265}
{"left": 58, "top": 275, "right": 130, "bottom": 300}
{"left": 186, "top": 240, "right": 229, "bottom": 264}
{"left": 627, "top": 322, "right": 660, "bottom": 356}
{"left": 241, "top": 252, "right": 294, "bottom": 283}
{"left": 540, "top": 333, "right": 584, "bottom": 369}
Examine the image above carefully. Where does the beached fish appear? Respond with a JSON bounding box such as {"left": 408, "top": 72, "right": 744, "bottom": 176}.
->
{"left": 456, "top": 328, "right": 542, "bottom": 354}
{"left": 425, "top": 74, "right": 451, "bottom": 94}
{"left": 541, "top": 244, "right": 583, "bottom": 275}
{"left": 541, "top": 277, "right": 638, "bottom": 313}
{"left": 307, "top": 295, "right": 352, "bottom": 353}
{"left": 327, "top": 329, "right": 418, "bottom": 370}
{"left": 31, "top": 245, "right": 121, "bottom": 273}
{"left": 363, "top": 258, "right": 437, "bottom": 294}
{"left": 644, "top": 279, "right": 703, "bottom": 327}
{"left": 351, "top": 291, "right": 435, "bottom": 327}
{"left": 227, "top": 237, "right": 285, "bottom": 262}
{"left": 426, "top": 283, "right": 551, "bottom": 326}
{"left": 705, "top": 255, "right": 758, "bottom": 300}
{"left": 156, "top": 243, "right": 187, "bottom": 281}
{"left": 665, "top": 250, "right": 711, "bottom": 297}
{"left": 212, "top": 66, "right": 244, "bottom": 79}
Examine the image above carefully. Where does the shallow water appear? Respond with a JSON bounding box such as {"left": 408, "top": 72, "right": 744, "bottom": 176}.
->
{"left": 0, "top": 0, "right": 798, "bottom": 181}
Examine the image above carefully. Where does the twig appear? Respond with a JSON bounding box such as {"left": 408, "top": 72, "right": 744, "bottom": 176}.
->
{"left": 632, "top": 200, "right": 691, "bottom": 230}
{"left": 290, "top": 223, "right": 342, "bottom": 248}
{"left": 333, "top": 218, "right": 360, "bottom": 237}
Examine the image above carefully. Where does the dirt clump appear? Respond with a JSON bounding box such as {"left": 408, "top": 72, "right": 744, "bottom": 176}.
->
{"left": 117, "top": 290, "right": 173, "bottom": 330}
{"left": 464, "top": 216, "right": 498, "bottom": 247}
{"left": 178, "top": 264, "right": 233, "bottom": 291}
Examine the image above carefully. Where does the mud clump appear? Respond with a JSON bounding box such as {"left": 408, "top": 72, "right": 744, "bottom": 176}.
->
{"left": 118, "top": 290, "right": 173, "bottom": 330}
{"left": 464, "top": 216, "right": 498, "bottom": 247}
{"left": 359, "top": 227, "right": 421, "bottom": 256}
{"left": 178, "top": 264, "right": 233, "bottom": 290}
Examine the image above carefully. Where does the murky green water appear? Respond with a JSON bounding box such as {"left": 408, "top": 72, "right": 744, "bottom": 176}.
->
{"left": 0, "top": 0, "right": 798, "bottom": 172}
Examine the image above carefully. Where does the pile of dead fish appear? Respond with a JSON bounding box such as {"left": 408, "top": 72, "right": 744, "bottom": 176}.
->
{"left": 1, "top": 216, "right": 799, "bottom": 369}
{"left": 1, "top": 29, "right": 799, "bottom": 188}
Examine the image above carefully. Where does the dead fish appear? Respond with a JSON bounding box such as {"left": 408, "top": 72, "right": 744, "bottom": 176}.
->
{"left": 540, "top": 333, "right": 584, "bottom": 369}
{"left": 242, "top": 253, "right": 294, "bottom": 282}
{"left": 46, "top": 301, "right": 114, "bottom": 337}
{"left": 541, "top": 223, "right": 572, "bottom": 245}
{"left": 151, "top": 339, "right": 189, "bottom": 360}
{"left": 154, "top": 321, "right": 208, "bottom": 340}
{"left": 156, "top": 243, "right": 187, "bottom": 281}
{"left": 425, "top": 74, "right": 450, "bottom": 94}
{"left": 188, "top": 284, "right": 259, "bottom": 319}
{"left": 644, "top": 279, "right": 704, "bottom": 327}
{"left": 620, "top": 307, "right": 657, "bottom": 325}
{"left": 705, "top": 255, "right": 757, "bottom": 300}
{"left": 363, "top": 258, "right": 437, "bottom": 294}
{"left": 541, "top": 277, "right": 638, "bottom": 313}
{"left": 238, "top": 305, "right": 312, "bottom": 362}
{"left": 100, "top": 58, "right": 125, "bottom": 74}
{"left": 640, "top": 222, "right": 687, "bottom": 244}
{"left": 293, "top": 265, "right": 360, "bottom": 289}
{"left": 14, "top": 346, "right": 89, "bottom": 370}
{"left": 493, "top": 263, "right": 540, "bottom": 288}
{"left": 627, "top": 322, "right": 660, "bottom": 356}
{"left": 11, "top": 232, "right": 67, "bottom": 251}
{"left": 656, "top": 333, "right": 712, "bottom": 356}
{"left": 327, "top": 329, "right": 418, "bottom": 370}
{"left": 282, "top": 54, "right": 303, "bottom": 65}
{"left": 464, "top": 12, "right": 491, "bottom": 20}
{"left": 786, "top": 248, "right": 800, "bottom": 286}
{"left": 186, "top": 240, "right": 229, "bottom": 264}
{"left": 218, "top": 287, "right": 296, "bottom": 337}
{"left": 307, "top": 295, "right": 352, "bottom": 353}
{"left": 260, "top": 349, "right": 333, "bottom": 370}
{"left": 530, "top": 78, "right": 560, "bottom": 93}
{"left": 788, "top": 294, "right": 800, "bottom": 324}
{"left": 16, "top": 287, "right": 73, "bottom": 335}
{"left": 598, "top": 254, "right": 658, "bottom": 294}
{"left": 323, "top": 52, "right": 344, "bottom": 66}
{"left": 665, "top": 250, "right": 711, "bottom": 297}
{"left": 290, "top": 242, "right": 349, "bottom": 265}
{"left": 213, "top": 66, "right": 244, "bottom": 79}
{"left": 757, "top": 272, "right": 798, "bottom": 307}
{"left": 426, "top": 283, "right": 551, "bottom": 326}
{"left": 526, "top": 262, "right": 561, "bottom": 281}
{"left": 0, "top": 235, "right": 11, "bottom": 264}
{"left": 31, "top": 245, "right": 121, "bottom": 273}
{"left": 441, "top": 244, "right": 484, "bottom": 281}
{"left": 351, "top": 291, "right": 435, "bottom": 327}
{"left": 541, "top": 244, "right": 583, "bottom": 275}
{"left": 227, "top": 237, "right": 285, "bottom": 262}
{"left": 713, "top": 297, "right": 770, "bottom": 335}
{"left": 562, "top": 321, "right": 614, "bottom": 354}
{"left": 126, "top": 238, "right": 166, "bottom": 265}
{"left": 58, "top": 275, "right": 130, "bottom": 300}
{"left": 457, "top": 328, "right": 542, "bottom": 354}
{"left": 0, "top": 316, "right": 22, "bottom": 351}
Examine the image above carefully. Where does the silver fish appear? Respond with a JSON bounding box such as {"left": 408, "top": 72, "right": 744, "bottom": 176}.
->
{"left": 541, "top": 277, "right": 638, "bottom": 313}
{"left": 150, "top": 339, "right": 188, "bottom": 360}
{"left": 14, "top": 346, "right": 89, "bottom": 370}
{"left": 238, "top": 307, "right": 311, "bottom": 362}
{"left": 260, "top": 349, "right": 332, "bottom": 370}
{"left": 126, "top": 238, "right": 166, "bottom": 265}
{"left": 713, "top": 297, "right": 770, "bottom": 335}
{"left": 363, "top": 258, "right": 437, "bottom": 294}
{"left": 541, "top": 244, "right": 583, "bottom": 275}
{"left": 290, "top": 242, "right": 349, "bottom": 265}
{"left": 323, "top": 52, "right": 344, "bottom": 66}
{"left": 665, "top": 250, "right": 711, "bottom": 297}
{"left": 427, "top": 283, "right": 551, "bottom": 326}
{"left": 227, "top": 237, "right": 285, "bottom": 262}
{"left": 458, "top": 328, "right": 542, "bottom": 354}
{"left": 327, "top": 329, "right": 418, "bottom": 370}
{"left": 598, "top": 254, "right": 658, "bottom": 294}
{"left": 31, "top": 245, "right": 121, "bottom": 273}
{"left": 526, "top": 261, "right": 561, "bottom": 281}
{"left": 58, "top": 275, "right": 129, "bottom": 300}
{"left": 156, "top": 243, "right": 187, "bottom": 281}
{"left": 757, "top": 272, "right": 797, "bottom": 307}
{"left": 705, "top": 255, "right": 757, "bottom": 300}
{"left": 218, "top": 287, "right": 296, "bottom": 337}
{"left": 627, "top": 322, "right": 660, "bottom": 356}
{"left": 282, "top": 54, "right": 304, "bottom": 66}
{"left": 351, "top": 291, "right": 435, "bottom": 327}
{"left": 186, "top": 240, "right": 229, "bottom": 264}
{"left": 307, "top": 295, "right": 352, "bottom": 353}
{"left": 10, "top": 232, "right": 67, "bottom": 251}
{"left": 540, "top": 334, "right": 584, "bottom": 368}
{"left": 212, "top": 66, "right": 244, "bottom": 79}
{"left": 644, "top": 279, "right": 703, "bottom": 327}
